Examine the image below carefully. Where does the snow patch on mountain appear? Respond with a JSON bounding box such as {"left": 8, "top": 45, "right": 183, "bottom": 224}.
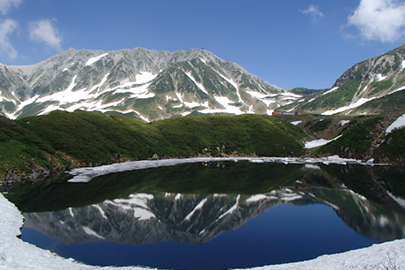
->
{"left": 184, "top": 101, "right": 201, "bottom": 108}
{"left": 37, "top": 76, "right": 90, "bottom": 104}
{"left": 321, "top": 87, "right": 339, "bottom": 96}
{"left": 304, "top": 135, "right": 343, "bottom": 149}
{"left": 339, "top": 120, "right": 350, "bottom": 126}
{"left": 376, "top": 74, "right": 388, "bottom": 81}
{"left": 246, "top": 90, "right": 277, "bottom": 107}
{"left": 390, "top": 85, "right": 405, "bottom": 95}
{"left": 85, "top": 53, "right": 108, "bottom": 66}
{"left": 135, "top": 71, "right": 158, "bottom": 84}
{"left": 175, "top": 92, "right": 184, "bottom": 103}
{"left": 322, "top": 98, "right": 375, "bottom": 115}
{"left": 185, "top": 72, "right": 209, "bottom": 95}
{"left": 386, "top": 113, "right": 405, "bottom": 134}
{"left": 290, "top": 121, "right": 302, "bottom": 126}
{"left": 198, "top": 96, "right": 244, "bottom": 115}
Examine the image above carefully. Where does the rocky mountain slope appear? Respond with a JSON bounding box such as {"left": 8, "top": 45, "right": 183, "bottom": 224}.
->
{"left": 2, "top": 45, "right": 405, "bottom": 121}
{"left": 0, "top": 48, "right": 307, "bottom": 121}
{"left": 282, "top": 44, "right": 405, "bottom": 116}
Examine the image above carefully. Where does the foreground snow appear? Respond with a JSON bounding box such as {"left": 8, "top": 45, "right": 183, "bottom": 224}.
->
{"left": 1, "top": 192, "right": 405, "bottom": 270}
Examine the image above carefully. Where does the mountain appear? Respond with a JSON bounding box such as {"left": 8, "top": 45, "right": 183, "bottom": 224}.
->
{"left": 0, "top": 48, "right": 308, "bottom": 121}
{"left": 2, "top": 45, "right": 405, "bottom": 121}
{"left": 281, "top": 44, "right": 405, "bottom": 116}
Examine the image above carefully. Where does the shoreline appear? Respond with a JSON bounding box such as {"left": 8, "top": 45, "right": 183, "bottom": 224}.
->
{"left": 67, "top": 155, "right": 390, "bottom": 183}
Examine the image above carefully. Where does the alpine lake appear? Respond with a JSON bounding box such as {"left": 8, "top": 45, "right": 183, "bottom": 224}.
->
{"left": 5, "top": 159, "right": 405, "bottom": 270}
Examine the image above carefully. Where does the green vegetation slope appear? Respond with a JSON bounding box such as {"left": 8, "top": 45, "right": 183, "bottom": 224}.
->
{"left": 0, "top": 110, "right": 306, "bottom": 182}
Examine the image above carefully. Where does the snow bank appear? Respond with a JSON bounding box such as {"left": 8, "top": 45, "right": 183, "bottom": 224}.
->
{"left": 68, "top": 156, "right": 383, "bottom": 183}
{"left": 290, "top": 121, "right": 302, "bottom": 126}
{"left": 0, "top": 193, "right": 149, "bottom": 270}
{"left": 322, "top": 98, "right": 375, "bottom": 115}
{"left": 1, "top": 192, "right": 405, "bottom": 270}
{"left": 386, "top": 113, "right": 405, "bottom": 134}
{"left": 338, "top": 120, "right": 350, "bottom": 126}
{"left": 85, "top": 53, "right": 108, "bottom": 66}
{"left": 321, "top": 87, "right": 338, "bottom": 96}
{"left": 304, "top": 135, "right": 342, "bottom": 149}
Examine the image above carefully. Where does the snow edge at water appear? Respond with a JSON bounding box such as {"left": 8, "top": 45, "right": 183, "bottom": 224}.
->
{"left": 67, "top": 155, "right": 386, "bottom": 183}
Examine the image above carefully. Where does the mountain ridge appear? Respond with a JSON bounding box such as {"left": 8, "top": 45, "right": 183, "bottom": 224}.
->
{"left": 280, "top": 44, "right": 405, "bottom": 116}
{"left": 1, "top": 47, "right": 303, "bottom": 121}
{"left": 3, "top": 44, "right": 405, "bottom": 120}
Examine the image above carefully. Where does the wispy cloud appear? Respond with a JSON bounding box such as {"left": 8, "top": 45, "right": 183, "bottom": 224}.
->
{"left": 0, "top": 0, "right": 21, "bottom": 59}
{"left": 300, "top": 4, "right": 324, "bottom": 22}
{"left": 0, "top": 0, "right": 22, "bottom": 16}
{"left": 28, "top": 19, "right": 62, "bottom": 51}
{"left": 348, "top": 0, "right": 405, "bottom": 42}
{"left": 0, "top": 18, "right": 17, "bottom": 59}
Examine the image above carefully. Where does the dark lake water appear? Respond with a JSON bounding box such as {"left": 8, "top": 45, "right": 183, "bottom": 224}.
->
{"left": 7, "top": 160, "right": 405, "bottom": 270}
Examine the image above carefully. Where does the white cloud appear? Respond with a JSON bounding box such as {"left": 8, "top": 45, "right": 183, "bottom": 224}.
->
{"left": 28, "top": 19, "right": 62, "bottom": 51}
{"left": 300, "top": 4, "right": 324, "bottom": 22}
{"left": 348, "top": 0, "right": 405, "bottom": 42}
{"left": 0, "top": 19, "right": 17, "bottom": 59}
{"left": 0, "top": 0, "right": 22, "bottom": 16}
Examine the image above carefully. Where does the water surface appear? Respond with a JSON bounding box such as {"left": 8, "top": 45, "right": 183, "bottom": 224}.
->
{"left": 8, "top": 161, "right": 405, "bottom": 270}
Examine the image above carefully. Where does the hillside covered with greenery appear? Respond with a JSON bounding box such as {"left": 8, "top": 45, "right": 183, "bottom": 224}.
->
{"left": 1, "top": 109, "right": 405, "bottom": 188}
{"left": 0, "top": 110, "right": 307, "bottom": 181}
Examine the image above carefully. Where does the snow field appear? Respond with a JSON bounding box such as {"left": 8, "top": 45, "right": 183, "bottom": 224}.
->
{"left": 322, "top": 98, "right": 375, "bottom": 115}
{"left": 304, "top": 135, "right": 342, "bottom": 149}
{"left": 85, "top": 53, "right": 109, "bottom": 66}
{"left": 386, "top": 113, "right": 405, "bottom": 134}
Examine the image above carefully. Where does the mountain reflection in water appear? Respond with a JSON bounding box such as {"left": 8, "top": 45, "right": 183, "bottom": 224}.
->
{"left": 22, "top": 187, "right": 405, "bottom": 245}
{"left": 7, "top": 161, "right": 405, "bottom": 269}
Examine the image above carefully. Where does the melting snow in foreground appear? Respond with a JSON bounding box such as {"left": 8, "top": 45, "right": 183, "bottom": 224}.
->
{"left": 1, "top": 192, "right": 405, "bottom": 270}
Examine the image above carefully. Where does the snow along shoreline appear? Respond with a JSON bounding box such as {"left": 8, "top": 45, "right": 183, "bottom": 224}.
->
{"left": 67, "top": 155, "right": 387, "bottom": 183}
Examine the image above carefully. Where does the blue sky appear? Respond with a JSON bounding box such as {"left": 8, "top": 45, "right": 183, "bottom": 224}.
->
{"left": 1, "top": 0, "right": 405, "bottom": 89}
